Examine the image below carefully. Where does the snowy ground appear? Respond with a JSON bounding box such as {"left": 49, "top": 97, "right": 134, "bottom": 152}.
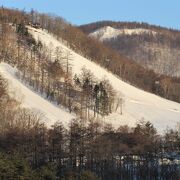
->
{"left": 27, "top": 26, "right": 180, "bottom": 133}
{"left": 0, "top": 62, "right": 74, "bottom": 128}
{"left": 89, "top": 26, "right": 157, "bottom": 41}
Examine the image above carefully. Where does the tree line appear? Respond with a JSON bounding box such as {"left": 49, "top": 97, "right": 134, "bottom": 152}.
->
{"left": 0, "top": 70, "right": 179, "bottom": 179}
{"left": 0, "top": 76, "right": 179, "bottom": 179}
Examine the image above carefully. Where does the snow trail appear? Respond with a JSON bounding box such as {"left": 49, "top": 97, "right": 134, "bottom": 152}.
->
{"left": 0, "top": 26, "right": 179, "bottom": 133}
{"left": 28, "top": 26, "right": 180, "bottom": 133}
{"left": 0, "top": 62, "right": 74, "bottom": 128}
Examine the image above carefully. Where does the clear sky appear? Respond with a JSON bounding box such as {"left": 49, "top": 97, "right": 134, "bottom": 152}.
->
{"left": 1, "top": 0, "right": 179, "bottom": 29}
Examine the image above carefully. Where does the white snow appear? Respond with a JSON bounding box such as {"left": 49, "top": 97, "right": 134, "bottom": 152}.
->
{"left": 89, "top": 26, "right": 157, "bottom": 41}
{"left": 27, "top": 26, "right": 180, "bottom": 133}
{"left": 0, "top": 62, "right": 74, "bottom": 128}
{"left": 0, "top": 26, "right": 179, "bottom": 133}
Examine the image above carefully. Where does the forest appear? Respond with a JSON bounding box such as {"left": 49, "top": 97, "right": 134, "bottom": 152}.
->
{"left": 0, "top": 7, "right": 179, "bottom": 179}
{"left": 0, "top": 74, "right": 180, "bottom": 179}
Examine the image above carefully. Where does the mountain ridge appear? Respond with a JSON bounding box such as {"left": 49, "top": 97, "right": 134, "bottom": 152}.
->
{"left": 80, "top": 21, "right": 180, "bottom": 77}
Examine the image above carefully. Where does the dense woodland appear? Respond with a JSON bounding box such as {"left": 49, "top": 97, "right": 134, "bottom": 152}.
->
{"left": 0, "top": 7, "right": 180, "bottom": 179}
{"left": 0, "top": 75, "right": 180, "bottom": 179}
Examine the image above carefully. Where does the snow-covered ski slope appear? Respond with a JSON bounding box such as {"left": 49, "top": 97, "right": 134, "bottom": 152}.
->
{"left": 89, "top": 26, "right": 157, "bottom": 41}
{"left": 27, "top": 26, "right": 180, "bottom": 133}
{"left": 0, "top": 62, "right": 74, "bottom": 127}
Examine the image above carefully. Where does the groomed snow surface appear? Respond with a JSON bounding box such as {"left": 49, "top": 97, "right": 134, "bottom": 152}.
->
{"left": 0, "top": 63, "right": 74, "bottom": 128}
{"left": 0, "top": 26, "right": 179, "bottom": 133}
{"left": 89, "top": 26, "right": 157, "bottom": 41}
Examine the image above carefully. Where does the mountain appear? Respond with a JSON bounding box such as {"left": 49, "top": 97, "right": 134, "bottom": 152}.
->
{"left": 80, "top": 21, "right": 180, "bottom": 77}
{"left": 0, "top": 8, "right": 180, "bottom": 132}
{"left": 0, "top": 22, "right": 179, "bottom": 132}
{"left": 0, "top": 7, "right": 180, "bottom": 179}
{"left": 10, "top": 25, "right": 180, "bottom": 133}
{"left": 3, "top": 9, "right": 178, "bottom": 104}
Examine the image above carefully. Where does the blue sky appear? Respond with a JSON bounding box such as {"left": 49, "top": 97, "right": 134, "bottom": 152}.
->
{"left": 1, "top": 0, "right": 179, "bottom": 29}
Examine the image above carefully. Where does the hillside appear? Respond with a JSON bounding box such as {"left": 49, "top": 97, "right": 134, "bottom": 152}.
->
{"left": 0, "top": 7, "right": 179, "bottom": 132}
{"left": 80, "top": 21, "right": 180, "bottom": 77}
{"left": 1, "top": 8, "right": 180, "bottom": 103}
{"left": 27, "top": 26, "right": 180, "bottom": 133}
{"left": 0, "top": 62, "right": 74, "bottom": 127}
{"left": 89, "top": 26, "right": 157, "bottom": 40}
